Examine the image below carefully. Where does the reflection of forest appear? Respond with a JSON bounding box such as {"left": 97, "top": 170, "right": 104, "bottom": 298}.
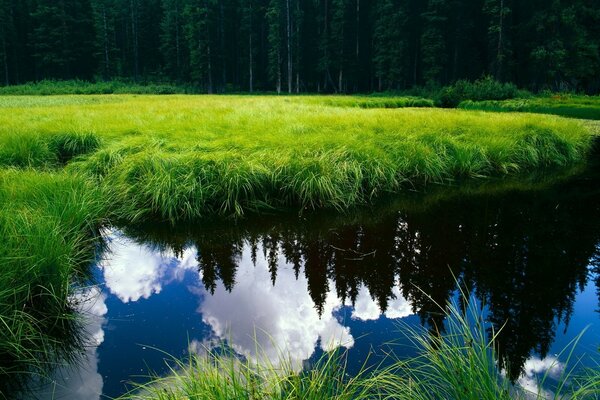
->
{"left": 125, "top": 164, "right": 600, "bottom": 380}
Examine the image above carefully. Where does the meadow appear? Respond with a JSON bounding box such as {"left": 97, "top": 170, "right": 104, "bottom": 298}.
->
{"left": 0, "top": 94, "right": 597, "bottom": 397}
{"left": 0, "top": 95, "right": 594, "bottom": 221}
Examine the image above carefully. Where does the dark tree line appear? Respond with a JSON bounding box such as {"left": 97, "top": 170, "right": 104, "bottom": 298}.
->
{"left": 3, "top": 1, "right": 597, "bottom": 92}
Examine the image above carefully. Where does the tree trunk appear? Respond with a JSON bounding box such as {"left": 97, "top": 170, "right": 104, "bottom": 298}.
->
{"left": 207, "top": 43, "right": 213, "bottom": 93}
{"left": 2, "top": 36, "right": 8, "bottom": 86}
{"left": 219, "top": 2, "right": 226, "bottom": 89}
{"left": 277, "top": 49, "right": 282, "bottom": 94}
{"left": 496, "top": 0, "right": 505, "bottom": 80}
{"left": 102, "top": 6, "right": 110, "bottom": 79}
{"left": 286, "top": 0, "right": 292, "bottom": 93}
{"left": 249, "top": 2, "right": 254, "bottom": 93}
{"left": 356, "top": 0, "right": 360, "bottom": 57}
{"left": 175, "top": 0, "right": 181, "bottom": 75}
{"left": 130, "top": 0, "right": 139, "bottom": 80}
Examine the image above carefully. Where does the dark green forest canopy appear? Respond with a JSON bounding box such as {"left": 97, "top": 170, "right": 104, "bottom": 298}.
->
{"left": 0, "top": 0, "right": 599, "bottom": 93}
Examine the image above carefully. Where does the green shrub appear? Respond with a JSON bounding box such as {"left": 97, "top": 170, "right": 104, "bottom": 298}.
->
{"left": 438, "top": 77, "right": 526, "bottom": 108}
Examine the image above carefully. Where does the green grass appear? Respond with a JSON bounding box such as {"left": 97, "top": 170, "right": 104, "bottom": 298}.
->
{"left": 0, "top": 95, "right": 593, "bottom": 221}
{"left": 117, "top": 299, "right": 600, "bottom": 400}
{"left": 0, "top": 170, "right": 108, "bottom": 384}
{"left": 459, "top": 95, "right": 600, "bottom": 120}
{"left": 289, "top": 95, "right": 435, "bottom": 108}
{"left": 120, "top": 346, "right": 381, "bottom": 400}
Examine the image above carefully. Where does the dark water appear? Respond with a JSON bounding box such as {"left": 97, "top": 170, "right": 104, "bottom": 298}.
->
{"left": 33, "top": 162, "right": 600, "bottom": 399}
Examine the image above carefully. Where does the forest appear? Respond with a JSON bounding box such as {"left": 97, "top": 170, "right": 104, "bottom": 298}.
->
{"left": 0, "top": 0, "right": 599, "bottom": 93}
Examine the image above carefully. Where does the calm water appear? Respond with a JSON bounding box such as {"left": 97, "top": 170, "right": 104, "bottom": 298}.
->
{"left": 34, "top": 162, "right": 600, "bottom": 399}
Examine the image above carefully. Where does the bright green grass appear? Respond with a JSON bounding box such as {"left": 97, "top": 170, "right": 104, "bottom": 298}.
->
{"left": 0, "top": 170, "right": 107, "bottom": 381}
{"left": 459, "top": 95, "right": 600, "bottom": 120}
{"left": 0, "top": 95, "right": 593, "bottom": 221}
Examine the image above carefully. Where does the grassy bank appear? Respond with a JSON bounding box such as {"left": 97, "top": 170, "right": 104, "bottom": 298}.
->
{"left": 459, "top": 95, "right": 600, "bottom": 120}
{"left": 0, "top": 95, "right": 594, "bottom": 221}
{"left": 0, "top": 170, "right": 107, "bottom": 385}
{"left": 119, "top": 300, "right": 599, "bottom": 400}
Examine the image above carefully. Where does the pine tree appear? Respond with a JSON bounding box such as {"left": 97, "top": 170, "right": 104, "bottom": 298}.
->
{"left": 267, "top": 0, "right": 282, "bottom": 93}
{"left": 420, "top": 0, "right": 448, "bottom": 85}
{"left": 484, "top": 0, "right": 512, "bottom": 81}
{"left": 184, "top": 0, "right": 215, "bottom": 92}
{"left": 161, "top": 0, "right": 187, "bottom": 81}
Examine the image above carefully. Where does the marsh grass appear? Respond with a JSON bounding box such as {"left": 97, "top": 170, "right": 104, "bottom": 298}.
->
{"left": 290, "top": 95, "right": 435, "bottom": 108}
{"left": 460, "top": 96, "right": 600, "bottom": 120}
{"left": 0, "top": 131, "right": 102, "bottom": 168}
{"left": 0, "top": 170, "right": 108, "bottom": 389}
{"left": 119, "top": 340, "right": 381, "bottom": 400}
{"left": 1, "top": 95, "right": 589, "bottom": 220}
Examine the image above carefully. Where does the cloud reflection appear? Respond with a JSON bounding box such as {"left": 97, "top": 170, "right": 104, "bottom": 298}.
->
{"left": 517, "top": 356, "right": 565, "bottom": 398}
{"left": 98, "top": 230, "right": 415, "bottom": 374}
{"left": 39, "top": 287, "right": 107, "bottom": 400}
{"left": 350, "top": 283, "right": 413, "bottom": 321}
{"left": 196, "top": 245, "right": 354, "bottom": 370}
{"left": 99, "top": 230, "right": 197, "bottom": 303}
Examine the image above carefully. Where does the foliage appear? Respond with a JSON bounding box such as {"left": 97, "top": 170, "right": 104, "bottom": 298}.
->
{"left": 1, "top": 1, "right": 599, "bottom": 92}
{"left": 0, "top": 80, "right": 195, "bottom": 96}
{"left": 437, "top": 76, "right": 527, "bottom": 108}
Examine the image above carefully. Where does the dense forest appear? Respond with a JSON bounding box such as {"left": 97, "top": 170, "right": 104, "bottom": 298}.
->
{"left": 0, "top": 0, "right": 599, "bottom": 93}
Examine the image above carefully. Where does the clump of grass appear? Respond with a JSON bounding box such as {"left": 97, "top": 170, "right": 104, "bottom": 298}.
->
{"left": 383, "top": 297, "right": 515, "bottom": 400}
{"left": 0, "top": 170, "right": 108, "bottom": 384}
{"left": 120, "top": 345, "right": 380, "bottom": 400}
{"left": 0, "top": 131, "right": 102, "bottom": 168}
{"left": 459, "top": 95, "right": 600, "bottom": 120}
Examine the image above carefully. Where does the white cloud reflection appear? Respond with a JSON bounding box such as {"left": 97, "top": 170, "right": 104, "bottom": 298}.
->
{"left": 196, "top": 246, "right": 354, "bottom": 370}
{"left": 350, "top": 283, "right": 413, "bottom": 321}
{"left": 98, "top": 230, "right": 414, "bottom": 373}
{"left": 517, "top": 356, "right": 565, "bottom": 399}
{"left": 39, "top": 287, "right": 107, "bottom": 400}
{"left": 99, "top": 230, "right": 197, "bottom": 303}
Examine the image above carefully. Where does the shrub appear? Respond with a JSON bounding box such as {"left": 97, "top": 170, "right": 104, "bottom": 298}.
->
{"left": 437, "top": 76, "right": 525, "bottom": 108}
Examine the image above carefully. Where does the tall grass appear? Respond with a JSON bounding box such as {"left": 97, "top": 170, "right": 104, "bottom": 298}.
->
{"left": 0, "top": 170, "right": 108, "bottom": 387}
{"left": 0, "top": 95, "right": 593, "bottom": 221}
{"left": 120, "top": 345, "right": 380, "bottom": 400}
{"left": 117, "top": 298, "right": 600, "bottom": 400}
{"left": 0, "top": 131, "right": 101, "bottom": 168}
{"left": 459, "top": 95, "right": 600, "bottom": 120}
